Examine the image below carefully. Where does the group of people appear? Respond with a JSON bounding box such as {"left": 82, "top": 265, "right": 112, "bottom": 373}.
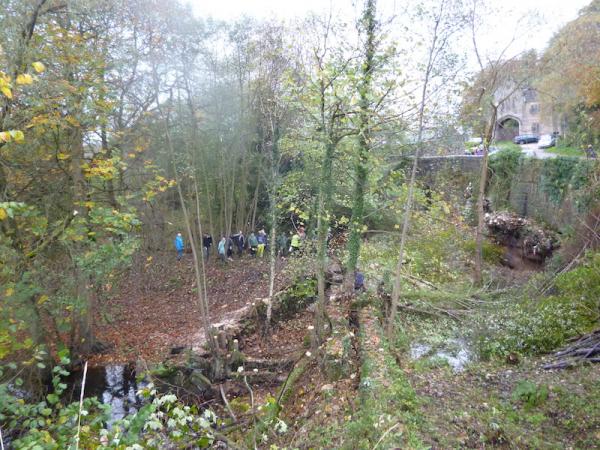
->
{"left": 174, "top": 227, "right": 366, "bottom": 292}
{"left": 174, "top": 225, "right": 307, "bottom": 263}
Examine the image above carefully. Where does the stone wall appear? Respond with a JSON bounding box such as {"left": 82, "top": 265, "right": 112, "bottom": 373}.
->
{"left": 417, "top": 155, "right": 483, "bottom": 176}
{"left": 503, "top": 159, "right": 581, "bottom": 229}
{"left": 415, "top": 155, "right": 592, "bottom": 230}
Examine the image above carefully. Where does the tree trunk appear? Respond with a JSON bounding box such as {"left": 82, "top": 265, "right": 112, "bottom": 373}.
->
{"left": 265, "top": 127, "right": 280, "bottom": 334}
{"left": 387, "top": 0, "right": 444, "bottom": 338}
{"left": 344, "top": 0, "right": 377, "bottom": 292}
{"left": 154, "top": 77, "right": 215, "bottom": 355}
{"left": 316, "top": 135, "right": 336, "bottom": 340}
{"left": 474, "top": 106, "right": 497, "bottom": 285}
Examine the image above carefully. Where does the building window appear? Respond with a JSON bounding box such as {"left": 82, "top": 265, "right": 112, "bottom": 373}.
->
{"left": 532, "top": 123, "right": 540, "bottom": 134}
{"left": 523, "top": 88, "right": 537, "bottom": 102}
{"left": 530, "top": 103, "right": 539, "bottom": 114}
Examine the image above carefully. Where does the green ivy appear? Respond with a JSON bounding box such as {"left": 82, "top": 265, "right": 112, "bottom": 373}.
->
{"left": 489, "top": 147, "right": 523, "bottom": 207}
{"left": 540, "top": 157, "right": 579, "bottom": 204}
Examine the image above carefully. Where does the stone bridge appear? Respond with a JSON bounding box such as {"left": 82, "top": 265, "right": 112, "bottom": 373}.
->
{"left": 416, "top": 155, "right": 482, "bottom": 176}
{"left": 413, "top": 155, "right": 586, "bottom": 229}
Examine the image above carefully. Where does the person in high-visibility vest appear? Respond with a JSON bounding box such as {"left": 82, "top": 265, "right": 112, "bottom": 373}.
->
{"left": 289, "top": 226, "right": 306, "bottom": 254}
{"left": 256, "top": 229, "right": 267, "bottom": 257}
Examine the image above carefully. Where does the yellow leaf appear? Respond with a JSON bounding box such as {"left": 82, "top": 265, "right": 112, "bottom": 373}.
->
{"left": 16, "top": 74, "right": 33, "bottom": 85}
{"left": 146, "top": 256, "right": 153, "bottom": 262}
{"left": 128, "top": 153, "right": 136, "bottom": 158}
{"left": 32, "top": 62, "right": 46, "bottom": 73}
{"left": 65, "top": 116, "right": 80, "bottom": 127}
{"left": 38, "top": 295, "right": 49, "bottom": 305}
{"left": 0, "top": 132, "right": 9, "bottom": 143}
{"left": 10, "top": 130, "right": 24, "bottom": 143}
{"left": 84, "top": 201, "right": 95, "bottom": 208}
{"left": 5, "top": 287, "right": 14, "bottom": 297}
{"left": 57, "top": 152, "right": 70, "bottom": 160}
{"left": 1, "top": 86, "right": 12, "bottom": 99}
{"left": 0, "top": 208, "right": 6, "bottom": 221}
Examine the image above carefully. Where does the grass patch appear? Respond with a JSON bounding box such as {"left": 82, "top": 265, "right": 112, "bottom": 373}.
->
{"left": 495, "top": 140, "right": 521, "bottom": 152}
{"left": 547, "top": 144, "right": 585, "bottom": 157}
{"left": 342, "top": 310, "right": 426, "bottom": 449}
{"left": 406, "top": 357, "right": 600, "bottom": 449}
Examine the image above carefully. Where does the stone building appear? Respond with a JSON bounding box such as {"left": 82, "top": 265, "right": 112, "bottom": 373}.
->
{"left": 495, "top": 87, "right": 562, "bottom": 141}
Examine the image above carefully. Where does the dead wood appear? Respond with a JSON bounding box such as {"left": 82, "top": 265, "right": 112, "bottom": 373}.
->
{"left": 543, "top": 329, "right": 600, "bottom": 370}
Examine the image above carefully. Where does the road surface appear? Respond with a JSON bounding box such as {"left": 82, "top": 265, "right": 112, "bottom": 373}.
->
{"left": 519, "top": 143, "right": 556, "bottom": 159}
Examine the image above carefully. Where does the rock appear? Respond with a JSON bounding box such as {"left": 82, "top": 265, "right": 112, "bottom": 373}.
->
{"left": 506, "top": 353, "right": 520, "bottom": 365}
{"left": 327, "top": 262, "right": 342, "bottom": 275}
{"left": 170, "top": 345, "right": 187, "bottom": 355}
{"left": 326, "top": 261, "right": 344, "bottom": 285}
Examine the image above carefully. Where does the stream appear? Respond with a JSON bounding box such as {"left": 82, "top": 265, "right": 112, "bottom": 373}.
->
{"left": 67, "top": 363, "right": 147, "bottom": 423}
{"left": 410, "top": 337, "right": 474, "bottom": 372}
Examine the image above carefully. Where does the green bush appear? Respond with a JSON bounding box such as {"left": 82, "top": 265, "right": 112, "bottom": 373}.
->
{"left": 474, "top": 251, "right": 600, "bottom": 358}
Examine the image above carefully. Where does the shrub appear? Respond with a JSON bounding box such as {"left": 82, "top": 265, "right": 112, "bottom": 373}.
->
{"left": 512, "top": 380, "right": 549, "bottom": 408}
{"left": 474, "top": 251, "right": 600, "bottom": 359}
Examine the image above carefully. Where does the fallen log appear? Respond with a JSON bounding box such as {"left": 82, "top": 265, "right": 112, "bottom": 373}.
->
{"left": 543, "top": 329, "right": 600, "bottom": 370}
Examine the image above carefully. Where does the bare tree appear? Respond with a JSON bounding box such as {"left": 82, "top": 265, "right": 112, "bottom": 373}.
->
{"left": 387, "top": 0, "right": 466, "bottom": 337}
{"left": 466, "top": 0, "right": 539, "bottom": 284}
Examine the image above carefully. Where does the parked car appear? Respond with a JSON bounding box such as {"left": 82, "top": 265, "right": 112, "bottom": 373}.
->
{"left": 538, "top": 134, "right": 556, "bottom": 149}
{"left": 513, "top": 134, "right": 540, "bottom": 144}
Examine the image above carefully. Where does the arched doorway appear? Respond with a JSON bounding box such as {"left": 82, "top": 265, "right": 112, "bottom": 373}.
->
{"left": 495, "top": 116, "right": 520, "bottom": 141}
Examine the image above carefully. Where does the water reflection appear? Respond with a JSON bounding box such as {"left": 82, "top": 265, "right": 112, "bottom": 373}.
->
{"left": 410, "top": 338, "right": 474, "bottom": 372}
{"left": 71, "top": 364, "right": 146, "bottom": 423}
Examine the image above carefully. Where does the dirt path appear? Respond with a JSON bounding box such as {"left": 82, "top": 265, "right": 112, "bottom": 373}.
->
{"left": 90, "top": 252, "right": 287, "bottom": 366}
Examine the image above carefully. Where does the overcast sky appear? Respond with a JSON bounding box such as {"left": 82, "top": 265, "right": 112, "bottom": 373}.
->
{"left": 187, "top": 0, "right": 590, "bottom": 54}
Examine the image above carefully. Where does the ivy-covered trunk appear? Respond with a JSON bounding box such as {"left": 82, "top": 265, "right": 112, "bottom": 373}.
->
{"left": 345, "top": 0, "right": 377, "bottom": 292}
{"left": 316, "top": 138, "right": 336, "bottom": 340}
